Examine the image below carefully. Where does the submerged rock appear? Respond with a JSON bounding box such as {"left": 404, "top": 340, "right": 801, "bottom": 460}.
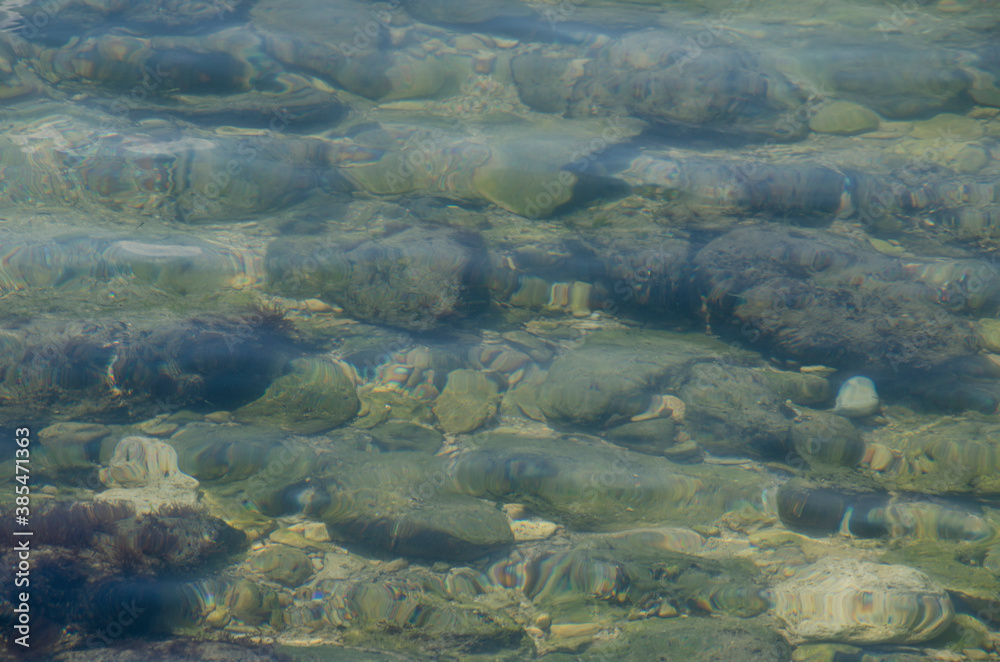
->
{"left": 582, "top": 614, "right": 791, "bottom": 662}
{"left": 800, "top": 44, "right": 972, "bottom": 119}
{"left": 0, "top": 500, "right": 249, "bottom": 654}
{"left": 767, "top": 557, "right": 953, "bottom": 644}
{"left": 234, "top": 358, "right": 359, "bottom": 434}
{"left": 808, "top": 100, "right": 880, "bottom": 135}
{"left": 832, "top": 376, "right": 880, "bottom": 417}
{"left": 681, "top": 363, "right": 794, "bottom": 458}
{"left": 248, "top": 545, "right": 314, "bottom": 587}
{"left": 97, "top": 436, "right": 200, "bottom": 513}
{"left": 864, "top": 415, "right": 1000, "bottom": 494}
{"left": 266, "top": 228, "right": 483, "bottom": 331}
{"left": 330, "top": 495, "right": 515, "bottom": 560}
{"left": 367, "top": 420, "right": 443, "bottom": 453}
{"left": 449, "top": 432, "right": 768, "bottom": 531}
{"left": 35, "top": 422, "right": 111, "bottom": 473}
{"left": 787, "top": 408, "right": 864, "bottom": 467}
{"left": 776, "top": 480, "right": 994, "bottom": 542}
{"left": 432, "top": 368, "right": 500, "bottom": 433}
{"left": 535, "top": 329, "right": 725, "bottom": 426}
{"left": 511, "top": 29, "right": 809, "bottom": 140}
{"left": 99, "top": 436, "right": 197, "bottom": 489}
{"left": 235, "top": 444, "right": 515, "bottom": 561}
{"left": 101, "top": 510, "right": 248, "bottom": 576}
{"left": 286, "top": 574, "right": 526, "bottom": 655}
{"left": 604, "top": 417, "right": 676, "bottom": 456}
{"left": 0, "top": 310, "right": 299, "bottom": 424}
{"left": 882, "top": 541, "right": 1000, "bottom": 623}
{"left": 695, "top": 225, "right": 978, "bottom": 374}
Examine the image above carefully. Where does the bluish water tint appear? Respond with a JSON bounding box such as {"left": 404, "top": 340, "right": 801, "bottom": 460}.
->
{"left": 1, "top": 0, "right": 1000, "bottom": 660}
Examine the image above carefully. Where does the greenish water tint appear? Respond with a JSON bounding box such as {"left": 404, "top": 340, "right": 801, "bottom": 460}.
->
{"left": 1, "top": 0, "right": 1000, "bottom": 659}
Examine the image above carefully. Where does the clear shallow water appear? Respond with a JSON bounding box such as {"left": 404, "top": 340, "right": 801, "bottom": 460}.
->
{"left": 0, "top": 0, "right": 1000, "bottom": 660}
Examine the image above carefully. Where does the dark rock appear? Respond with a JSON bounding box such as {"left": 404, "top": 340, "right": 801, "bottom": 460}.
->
{"left": 234, "top": 357, "right": 360, "bottom": 434}
{"left": 695, "top": 225, "right": 978, "bottom": 374}
{"left": 266, "top": 228, "right": 484, "bottom": 331}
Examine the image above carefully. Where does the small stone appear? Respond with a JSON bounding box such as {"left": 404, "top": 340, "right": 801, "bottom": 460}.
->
{"left": 432, "top": 369, "right": 500, "bottom": 433}
{"left": 867, "top": 237, "right": 905, "bottom": 256}
{"left": 535, "top": 613, "right": 552, "bottom": 630}
{"left": 204, "top": 607, "right": 231, "bottom": 629}
{"left": 303, "top": 298, "right": 334, "bottom": 313}
{"left": 865, "top": 443, "right": 897, "bottom": 471}
{"left": 550, "top": 622, "right": 603, "bottom": 639}
{"left": 832, "top": 376, "right": 879, "bottom": 417}
{"left": 925, "top": 652, "right": 963, "bottom": 662}
{"left": 99, "top": 436, "right": 196, "bottom": 488}
{"left": 136, "top": 419, "right": 178, "bottom": 437}
{"left": 270, "top": 528, "right": 322, "bottom": 550}
{"left": 569, "top": 281, "right": 592, "bottom": 317}
{"left": 953, "top": 145, "right": 988, "bottom": 173}
{"left": 317, "top": 552, "right": 366, "bottom": 581}
{"left": 800, "top": 365, "right": 836, "bottom": 377}
{"left": 301, "top": 522, "right": 331, "bottom": 542}
{"left": 657, "top": 603, "right": 678, "bottom": 618}
{"left": 749, "top": 529, "right": 809, "bottom": 549}
{"left": 789, "top": 409, "right": 864, "bottom": 466}
{"left": 510, "top": 519, "right": 559, "bottom": 541}
{"left": 969, "top": 107, "right": 1000, "bottom": 119}
{"left": 809, "top": 101, "right": 880, "bottom": 135}
{"left": 662, "top": 439, "right": 702, "bottom": 461}
{"left": 662, "top": 395, "right": 686, "bottom": 423}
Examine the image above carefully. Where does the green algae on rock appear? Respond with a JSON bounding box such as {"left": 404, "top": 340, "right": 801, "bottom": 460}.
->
{"left": 448, "top": 432, "right": 770, "bottom": 531}
{"left": 266, "top": 227, "right": 483, "bottom": 331}
{"left": 234, "top": 357, "right": 360, "bottom": 434}
{"left": 432, "top": 368, "right": 501, "bottom": 433}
